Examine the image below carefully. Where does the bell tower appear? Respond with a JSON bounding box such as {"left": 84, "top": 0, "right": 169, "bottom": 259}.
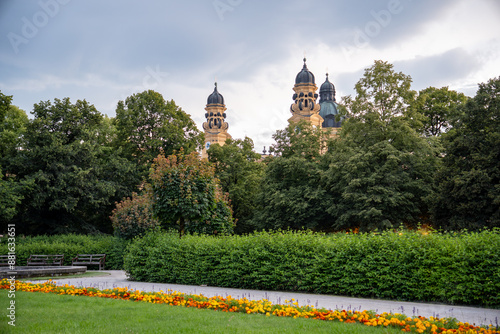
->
{"left": 288, "top": 58, "right": 323, "bottom": 127}
{"left": 202, "top": 82, "right": 231, "bottom": 158}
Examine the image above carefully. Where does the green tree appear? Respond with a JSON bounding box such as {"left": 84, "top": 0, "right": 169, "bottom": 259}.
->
{"left": 432, "top": 77, "right": 500, "bottom": 230}
{"left": 114, "top": 90, "right": 204, "bottom": 170}
{"left": 0, "top": 105, "right": 29, "bottom": 168}
{"left": 324, "top": 60, "right": 439, "bottom": 231}
{"left": 12, "top": 98, "right": 140, "bottom": 234}
{"left": 149, "top": 151, "right": 234, "bottom": 236}
{"left": 413, "top": 86, "right": 468, "bottom": 137}
{"left": 207, "top": 137, "right": 264, "bottom": 234}
{"left": 253, "top": 121, "right": 333, "bottom": 231}
{"left": 270, "top": 120, "right": 329, "bottom": 159}
{"left": 0, "top": 91, "right": 12, "bottom": 123}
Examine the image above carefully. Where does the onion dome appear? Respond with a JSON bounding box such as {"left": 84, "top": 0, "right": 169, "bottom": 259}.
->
{"left": 319, "top": 73, "right": 336, "bottom": 103}
{"left": 295, "top": 58, "right": 315, "bottom": 84}
{"left": 207, "top": 82, "right": 224, "bottom": 105}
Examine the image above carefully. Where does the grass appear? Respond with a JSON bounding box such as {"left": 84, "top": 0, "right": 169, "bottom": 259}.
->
{"left": 21, "top": 271, "right": 111, "bottom": 281}
{"left": 0, "top": 290, "right": 402, "bottom": 334}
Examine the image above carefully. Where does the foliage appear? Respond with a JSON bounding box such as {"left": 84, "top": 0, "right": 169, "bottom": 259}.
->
{"left": 270, "top": 120, "right": 330, "bottom": 159}
{"left": 110, "top": 192, "right": 160, "bottom": 240}
{"left": 0, "top": 233, "right": 127, "bottom": 269}
{"left": 253, "top": 155, "right": 331, "bottom": 231}
{"left": 253, "top": 121, "right": 333, "bottom": 231}
{"left": 150, "top": 150, "right": 234, "bottom": 236}
{"left": 325, "top": 60, "right": 439, "bottom": 231}
{"left": 124, "top": 229, "right": 500, "bottom": 308}
{"left": 0, "top": 90, "right": 12, "bottom": 125}
{"left": 0, "top": 104, "right": 28, "bottom": 168}
{"left": 0, "top": 168, "right": 32, "bottom": 225}
{"left": 207, "top": 137, "right": 264, "bottom": 234}
{"left": 10, "top": 98, "right": 140, "bottom": 234}
{"left": 432, "top": 77, "right": 500, "bottom": 230}
{"left": 114, "top": 90, "right": 204, "bottom": 169}
{"left": 412, "top": 86, "right": 468, "bottom": 137}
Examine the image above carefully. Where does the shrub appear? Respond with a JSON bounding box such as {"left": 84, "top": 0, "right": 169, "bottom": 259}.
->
{"left": 110, "top": 192, "right": 160, "bottom": 240}
{"left": 124, "top": 229, "right": 500, "bottom": 307}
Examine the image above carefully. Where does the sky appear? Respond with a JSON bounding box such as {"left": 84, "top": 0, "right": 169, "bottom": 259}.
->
{"left": 1, "top": 0, "right": 499, "bottom": 152}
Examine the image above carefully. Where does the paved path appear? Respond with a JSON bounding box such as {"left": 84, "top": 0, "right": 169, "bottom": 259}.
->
{"left": 34, "top": 270, "right": 500, "bottom": 327}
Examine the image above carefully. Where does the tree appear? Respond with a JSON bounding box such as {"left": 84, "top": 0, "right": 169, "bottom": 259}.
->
{"left": 207, "top": 137, "right": 264, "bottom": 234}
{"left": 324, "top": 60, "right": 439, "bottom": 231}
{"left": 412, "top": 86, "right": 468, "bottom": 137}
{"left": 0, "top": 91, "right": 12, "bottom": 124}
{"left": 114, "top": 90, "right": 204, "bottom": 170}
{"left": 432, "top": 77, "right": 500, "bottom": 230}
{"left": 0, "top": 105, "right": 29, "bottom": 168}
{"left": 253, "top": 121, "right": 333, "bottom": 231}
{"left": 270, "top": 120, "right": 329, "bottom": 159}
{"left": 12, "top": 98, "right": 140, "bottom": 234}
{"left": 149, "top": 150, "right": 234, "bottom": 236}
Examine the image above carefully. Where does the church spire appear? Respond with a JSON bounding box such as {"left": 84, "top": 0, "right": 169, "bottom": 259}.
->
{"left": 202, "top": 82, "right": 231, "bottom": 158}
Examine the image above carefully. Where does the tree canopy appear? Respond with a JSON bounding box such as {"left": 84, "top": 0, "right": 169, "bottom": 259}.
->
{"left": 412, "top": 86, "right": 467, "bottom": 137}
{"left": 207, "top": 137, "right": 264, "bottom": 234}
{"left": 114, "top": 90, "right": 204, "bottom": 169}
{"left": 11, "top": 98, "right": 140, "bottom": 234}
{"left": 432, "top": 77, "right": 500, "bottom": 230}
{"left": 323, "top": 60, "right": 439, "bottom": 231}
{"left": 150, "top": 150, "right": 234, "bottom": 236}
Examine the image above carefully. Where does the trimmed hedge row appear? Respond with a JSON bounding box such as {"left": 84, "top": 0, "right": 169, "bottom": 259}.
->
{"left": 124, "top": 229, "right": 500, "bottom": 308}
{"left": 0, "top": 234, "right": 128, "bottom": 270}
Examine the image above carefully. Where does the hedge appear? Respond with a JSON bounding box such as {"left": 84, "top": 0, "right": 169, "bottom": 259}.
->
{"left": 0, "top": 234, "right": 128, "bottom": 270}
{"left": 124, "top": 229, "right": 500, "bottom": 308}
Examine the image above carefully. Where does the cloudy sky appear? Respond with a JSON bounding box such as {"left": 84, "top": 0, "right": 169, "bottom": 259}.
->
{"left": 1, "top": 0, "right": 499, "bottom": 152}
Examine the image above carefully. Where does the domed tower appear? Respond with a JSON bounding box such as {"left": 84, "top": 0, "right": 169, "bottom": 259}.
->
{"left": 288, "top": 58, "right": 323, "bottom": 127}
{"left": 319, "top": 73, "right": 342, "bottom": 134}
{"left": 202, "top": 82, "right": 231, "bottom": 158}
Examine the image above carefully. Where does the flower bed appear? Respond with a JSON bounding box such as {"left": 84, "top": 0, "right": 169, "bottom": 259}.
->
{"left": 2, "top": 279, "right": 498, "bottom": 334}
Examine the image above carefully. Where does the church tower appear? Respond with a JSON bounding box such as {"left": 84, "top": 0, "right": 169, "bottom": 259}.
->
{"left": 288, "top": 58, "right": 323, "bottom": 127}
{"left": 319, "top": 73, "right": 342, "bottom": 135}
{"left": 202, "top": 82, "right": 231, "bottom": 158}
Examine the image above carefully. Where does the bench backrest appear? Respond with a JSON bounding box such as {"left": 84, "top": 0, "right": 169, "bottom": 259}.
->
{"left": 0, "top": 255, "right": 15, "bottom": 266}
{"left": 73, "top": 254, "right": 106, "bottom": 262}
{"left": 27, "top": 254, "right": 64, "bottom": 265}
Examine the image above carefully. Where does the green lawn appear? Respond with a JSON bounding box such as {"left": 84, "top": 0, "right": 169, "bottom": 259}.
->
{"left": 0, "top": 290, "right": 402, "bottom": 333}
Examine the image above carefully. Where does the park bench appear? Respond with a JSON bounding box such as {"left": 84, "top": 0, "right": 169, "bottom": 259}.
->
{"left": 27, "top": 254, "right": 64, "bottom": 266}
{"left": 72, "top": 254, "right": 106, "bottom": 270}
{"left": 0, "top": 255, "right": 15, "bottom": 267}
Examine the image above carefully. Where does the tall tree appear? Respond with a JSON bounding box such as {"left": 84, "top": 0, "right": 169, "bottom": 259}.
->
{"left": 412, "top": 86, "right": 468, "bottom": 137}
{"left": 432, "top": 77, "right": 500, "bottom": 230}
{"left": 0, "top": 94, "right": 32, "bottom": 228}
{"left": 0, "top": 105, "right": 29, "bottom": 169}
{"left": 0, "top": 91, "right": 12, "bottom": 124}
{"left": 207, "top": 137, "right": 264, "bottom": 234}
{"left": 253, "top": 121, "right": 333, "bottom": 231}
{"left": 12, "top": 98, "right": 140, "bottom": 234}
{"left": 324, "top": 60, "right": 439, "bottom": 231}
{"left": 114, "top": 90, "right": 204, "bottom": 170}
{"left": 149, "top": 150, "right": 234, "bottom": 236}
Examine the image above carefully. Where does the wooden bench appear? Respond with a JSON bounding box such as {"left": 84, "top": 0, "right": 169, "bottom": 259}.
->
{"left": 27, "top": 254, "right": 64, "bottom": 266}
{"left": 72, "top": 254, "right": 106, "bottom": 270}
{"left": 0, "top": 255, "right": 15, "bottom": 267}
